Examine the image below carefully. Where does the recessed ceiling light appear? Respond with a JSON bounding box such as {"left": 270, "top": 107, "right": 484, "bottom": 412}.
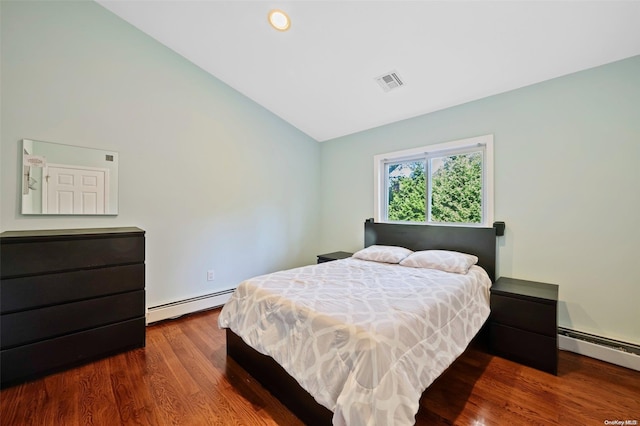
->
{"left": 268, "top": 9, "right": 290, "bottom": 32}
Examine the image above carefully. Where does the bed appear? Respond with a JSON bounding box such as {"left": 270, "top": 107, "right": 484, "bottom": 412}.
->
{"left": 219, "top": 220, "right": 497, "bottom": 425}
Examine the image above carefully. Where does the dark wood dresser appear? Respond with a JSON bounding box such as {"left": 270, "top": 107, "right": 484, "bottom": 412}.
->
{"left": 489, "top": 276, "right": 559, "bottom": 374}
{"left": 0, "top": 227, "right": 146, "bottom": 387}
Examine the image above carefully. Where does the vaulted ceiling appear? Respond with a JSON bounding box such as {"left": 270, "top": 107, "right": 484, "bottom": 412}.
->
{"left": 97, "top": 1, "right": 640, "bottom": 142}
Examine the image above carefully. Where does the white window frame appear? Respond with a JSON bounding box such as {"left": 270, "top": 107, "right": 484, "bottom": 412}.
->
{"left": 373, "top": 134, "right": 494, "bottom": 227}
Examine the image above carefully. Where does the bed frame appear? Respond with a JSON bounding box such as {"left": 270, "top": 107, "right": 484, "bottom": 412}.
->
{"left": 226, "top": 220, "right": 498, "bottom": 425}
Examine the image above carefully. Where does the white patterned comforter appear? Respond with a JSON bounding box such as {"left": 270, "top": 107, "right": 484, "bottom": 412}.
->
{"left": 218, "top": 258, "right": 491, "bottom": 425}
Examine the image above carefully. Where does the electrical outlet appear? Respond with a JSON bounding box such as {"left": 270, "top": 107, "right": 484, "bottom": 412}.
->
{"left": 207, "top": 269, "right": 215, "bottom": 281}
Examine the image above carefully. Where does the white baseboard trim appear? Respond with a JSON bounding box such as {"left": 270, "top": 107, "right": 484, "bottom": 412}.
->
{"left": 559, "top": 334, "right": 640, "bottom": 371}
{"left": 146, "top": 289, "right": 234, "bottom": 324}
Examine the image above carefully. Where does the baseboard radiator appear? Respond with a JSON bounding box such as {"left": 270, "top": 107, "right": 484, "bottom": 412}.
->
{"left": 558, "top": 327, "right": 640, "bottom": 371}
{"left": 146, "top": 289, "right": 234, "bottom": 324}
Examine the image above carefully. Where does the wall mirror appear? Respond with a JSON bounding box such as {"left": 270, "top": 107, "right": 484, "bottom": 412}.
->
{"left": 21, "top": 139, "right": 119, "bottom": 215}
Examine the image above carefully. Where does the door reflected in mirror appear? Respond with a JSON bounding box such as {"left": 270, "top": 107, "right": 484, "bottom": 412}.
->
{"left": 21, "top": 139, "right": 118, "bottom": 215}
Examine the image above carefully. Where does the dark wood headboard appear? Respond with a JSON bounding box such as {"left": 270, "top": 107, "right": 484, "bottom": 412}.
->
{"left": 364, "top": 220, "right": 497, "bottom": 282}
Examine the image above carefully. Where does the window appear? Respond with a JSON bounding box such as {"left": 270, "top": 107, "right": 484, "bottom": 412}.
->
{"left": 374, "top": 134, "right": 494, "bottom": 227}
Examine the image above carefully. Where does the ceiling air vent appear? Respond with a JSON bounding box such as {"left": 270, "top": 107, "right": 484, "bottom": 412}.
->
{"left": 376, "top": 71, "right": 405, "bottom": 92}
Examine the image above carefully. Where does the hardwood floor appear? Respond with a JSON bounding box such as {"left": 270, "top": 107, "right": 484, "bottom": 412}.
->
{"left": 1, "top": 308, "right": 638, "bottom": 425}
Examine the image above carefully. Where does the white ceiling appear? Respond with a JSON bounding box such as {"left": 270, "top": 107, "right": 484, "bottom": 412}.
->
{"left": 96, "top": 1, "right": 640, "bottom": 142}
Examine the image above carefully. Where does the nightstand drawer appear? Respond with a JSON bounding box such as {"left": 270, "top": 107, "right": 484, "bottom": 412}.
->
{"left": 490, "top": 323, "right": 557, "bottom": 374}
{"left": 491, "top": 294, "right": 556, "bottom": 337}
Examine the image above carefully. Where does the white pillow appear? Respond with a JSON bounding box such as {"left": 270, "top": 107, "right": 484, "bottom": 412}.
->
{"left": 352, "top": 245, "right": 413, "bottom": 264}
{"left": 399, "top": 250, "right": 478, "bottom": 274}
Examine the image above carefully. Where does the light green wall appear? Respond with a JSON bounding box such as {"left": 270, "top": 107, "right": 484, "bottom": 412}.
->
{"left": 1, "top": 0, "right": 320, "bottom": 306}
{"left": 320, "top": 56, "right": 640, "bottom": 345}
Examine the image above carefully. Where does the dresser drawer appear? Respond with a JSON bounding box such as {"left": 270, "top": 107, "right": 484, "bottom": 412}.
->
{"left": 1, "top": 264, "right": 144, "bottom": 314}
{"left": 490, "top": 323, "right": 557, "bottom": 374}
{"left": 1, "top": 234, "right": 144, "bottom": 278}
{"left": 491, "top": 294, "right": 556, "bottom": 337}
{"left": 1, "top": 317, "right": 145, "bottom": 386}
{"left": 1, "top": 290, "right": 144, "bottom": 349}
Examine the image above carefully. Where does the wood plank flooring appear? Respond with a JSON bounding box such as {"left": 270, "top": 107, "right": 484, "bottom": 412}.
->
{"left": 1, "top": 308, "right": 638, "bottom": 425}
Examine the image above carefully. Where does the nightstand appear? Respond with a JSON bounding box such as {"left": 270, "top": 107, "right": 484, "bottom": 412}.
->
{"left": 317, "top": 251, "right": 353, "bottom": 264}
{"left": 489, "top": 276, "right": 559, "bottom": 375}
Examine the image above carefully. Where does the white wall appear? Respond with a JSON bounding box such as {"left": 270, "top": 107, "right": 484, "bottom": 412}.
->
{"left": 1, "top": 1, "right": 320, "bottom": 307}
{"left": 319, "top": 56, "right": 640, "bottom": 345}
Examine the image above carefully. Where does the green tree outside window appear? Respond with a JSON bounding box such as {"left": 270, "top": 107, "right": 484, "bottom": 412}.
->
{"left": 387, "top": 152, "right": 482, "bottom": 223}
